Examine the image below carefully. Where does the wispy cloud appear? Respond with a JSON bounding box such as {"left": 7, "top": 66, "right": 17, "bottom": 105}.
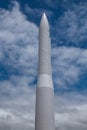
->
{"left": 54, "top": 3, "right": 87, "bottom": 47}
{"left": 37, "top": 0, "right": 64, "bottom": 9}
{"left": 24, "top": 4, "right": 53, "bottom": 23}
{"left": 0, "top": 1, "right": 38, "bottom": 82}
{"left": 52, "top": 47, "right": 87, "bottom": 88}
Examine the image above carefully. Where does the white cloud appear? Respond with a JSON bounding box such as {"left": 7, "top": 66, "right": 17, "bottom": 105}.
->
{"left": 55, "top": 93, "right": 87, "bottom": 130}
{"left": 55, "top": 3, "right": 87, "bottom": 45}
{"left": 52, "top": 47, "right": 87, "bottom": 88}
{"left": 0, "top": 76, "right": 35, "bottom": 130}
{"left": 0, "top": 2, "right": 37, "bottom": 129}
{"left": 0, "top": 1, "right": 38, "bottom": 82}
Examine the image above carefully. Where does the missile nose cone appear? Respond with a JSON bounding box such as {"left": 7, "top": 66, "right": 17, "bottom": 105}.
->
{"left": 40, "top": 13, "right": 49, "bottom": 29}
{"left": 43, "top": 12, "right": 47, "bottom": 19}
{"left": 39, "top": 12, "right": 51, "bottom": 75}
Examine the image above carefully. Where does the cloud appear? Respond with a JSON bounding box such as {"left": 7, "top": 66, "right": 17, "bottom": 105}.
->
{"left": 0, "top": 2, "right": 37, "bottom": 129}
{"left": 52, "top": 47, "right": 87, "bottom": 88}
{"left": 37, "top": 0, "right": 64, "bottom": 9}
{"left": 24, "top": 4, "right": 53, "bottom": 24}
{"left": 0, "top": 1, "right": 38, "bottom": 82}
{"left": 0, "top": 76, "right": 35, "bottom": 130}
{"left": 55, "top": 93, "right": 87, "bottom": 130}
{"left": 54, "top": 3, "right": 87, "bottom": 47}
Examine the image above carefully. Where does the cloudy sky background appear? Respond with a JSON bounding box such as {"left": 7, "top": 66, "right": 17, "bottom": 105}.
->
{"left": 0, "top": 0, "right": 87, "bottom": 130}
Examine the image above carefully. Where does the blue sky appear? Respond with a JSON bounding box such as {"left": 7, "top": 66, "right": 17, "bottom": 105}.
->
{"left": 0, "top": 0, "right": 87, "bottom": 130}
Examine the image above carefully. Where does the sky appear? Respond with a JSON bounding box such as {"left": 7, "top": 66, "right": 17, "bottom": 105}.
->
{"left": 0, "top": 0, "right": 87, "bottom": 130}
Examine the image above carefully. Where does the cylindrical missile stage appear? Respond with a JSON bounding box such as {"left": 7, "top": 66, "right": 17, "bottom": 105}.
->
{"left": 35, "top": 13, "right": 55, "bottom": 130}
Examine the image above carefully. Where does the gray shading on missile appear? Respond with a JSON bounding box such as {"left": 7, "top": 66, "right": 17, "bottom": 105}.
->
{"left": 35, "top": 13, "right": 55, "bottom": 130}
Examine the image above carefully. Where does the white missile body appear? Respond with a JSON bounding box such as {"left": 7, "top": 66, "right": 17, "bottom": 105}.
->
{"left": 35, "top": 13, "right": 55, "bottom": 130}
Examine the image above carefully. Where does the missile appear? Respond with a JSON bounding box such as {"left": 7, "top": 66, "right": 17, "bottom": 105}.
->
{"left": 35, "top": 13, "right": 55, "bottom": 130}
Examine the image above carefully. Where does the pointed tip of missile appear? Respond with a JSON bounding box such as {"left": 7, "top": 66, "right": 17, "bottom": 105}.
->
{"left": 42, "top": 12, "right": 46, "bottom": 19}
{"left": 40, "top": 12, "right": 49, "bottom": 29}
